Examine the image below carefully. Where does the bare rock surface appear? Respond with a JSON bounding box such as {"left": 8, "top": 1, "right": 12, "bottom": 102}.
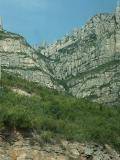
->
{"left": 40, "top": 10, "right": 120, "bottom": 105}
{"left": 0, "top": 30, "right": 64, "bottom": 91}
{"left": 0, "top": 5, "right": 120, "bottom": 105}
{"left": 0, "top": 135, "right": 119, "bottom": 160}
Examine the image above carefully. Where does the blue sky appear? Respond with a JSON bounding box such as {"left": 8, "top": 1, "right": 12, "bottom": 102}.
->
{"left": 0, "top": 0, "right": 118, "bottom": 44}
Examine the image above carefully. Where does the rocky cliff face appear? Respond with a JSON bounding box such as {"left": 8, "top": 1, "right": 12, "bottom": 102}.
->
{"left": 38, "top": 8, "right": 120, "bottom": 105}
{"left": 0, "top": 30, "right": 64, "bottom": 91}
{"left": 1, "top": 6, "right": 120, "bottom": 105}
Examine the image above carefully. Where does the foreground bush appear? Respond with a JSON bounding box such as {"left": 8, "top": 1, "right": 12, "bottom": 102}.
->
{"left": 0, "top": 72, "right": 120, "bottom": 151}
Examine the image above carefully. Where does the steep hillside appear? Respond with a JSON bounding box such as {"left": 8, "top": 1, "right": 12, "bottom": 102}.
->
{"left": 38, "top": 9, "right": 120, "bottom": 105}
{"left": 0, "top": 6, "right": 120, "bottom": 105}
{"left": 0, "top": 72, "right": 120, "bottom": 157}
{"left": 0, "top": 30, "right": 63, "bottom": 91}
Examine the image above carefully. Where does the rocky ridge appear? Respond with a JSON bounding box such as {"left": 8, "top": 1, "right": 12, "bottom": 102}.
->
{"left": 0, "top": 30, "right": 63, "bottom": 91}
{"left": 38, "top": 7, "right": 120, "bottom": 105}
{"left": 0, "top": 6, "right": 120, "bottom": 105}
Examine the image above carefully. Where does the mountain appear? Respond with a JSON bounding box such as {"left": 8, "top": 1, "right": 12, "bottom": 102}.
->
{"left": 0, "top": 30, "right": 64, "bottom": 91}
{"left": 0, "top": 6, "right": 120, "bottom": 158}
{"left": 38, "top": 7, "right": 120, "bottom": 106}
{"left": 0, "top": 6, "right": 120, "bottom": 106}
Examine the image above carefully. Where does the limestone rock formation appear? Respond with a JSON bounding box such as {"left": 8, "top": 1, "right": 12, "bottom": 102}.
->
{"left": 38, "top": 6, "right": 120, "bottom": 105}
{"left": 0, "top": 30, "right": 64, "bottom": 91}
{"left": 0, "top": 5, "right": 120, "bottom": 105}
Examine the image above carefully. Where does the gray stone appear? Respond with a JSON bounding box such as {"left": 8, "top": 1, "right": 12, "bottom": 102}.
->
{"left": 0, "top": 5, "right": 120, "bottom": 105}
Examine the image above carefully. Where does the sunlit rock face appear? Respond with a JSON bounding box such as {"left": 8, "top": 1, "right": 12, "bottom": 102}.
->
{"left": 0, "top": 6, "right": 120, "bottom": 105}
{"left": 0, "top": 137, "right": 119, "bottom": 160}
{"left": 38, "top": 8, "right": 120, "bottom": 105}
{"left": 0, "top": 30, "right": 64, "bottom": 91}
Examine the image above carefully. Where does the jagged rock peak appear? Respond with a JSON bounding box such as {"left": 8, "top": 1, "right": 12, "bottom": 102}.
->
{"left": 37, "top": 5, "right": 120, "bottom": 105}
{"left": 0, "top": 4, "right": 120, "bottom": 105}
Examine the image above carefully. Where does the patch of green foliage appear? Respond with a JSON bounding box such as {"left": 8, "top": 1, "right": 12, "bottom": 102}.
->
{"left": 0, "top": 72, "right": 120, "bottom": 151}
{"left": 0, "top": 30, "right": 20, "bottom": 40}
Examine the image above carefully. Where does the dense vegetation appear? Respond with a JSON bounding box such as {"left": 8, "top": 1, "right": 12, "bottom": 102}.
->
{"left": 0, "top": 72, "right": 120, "bottom": 151}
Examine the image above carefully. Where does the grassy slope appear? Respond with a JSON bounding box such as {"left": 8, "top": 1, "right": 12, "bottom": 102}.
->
{"left": 0, "top": 72, "right": 120, "bottom": 151}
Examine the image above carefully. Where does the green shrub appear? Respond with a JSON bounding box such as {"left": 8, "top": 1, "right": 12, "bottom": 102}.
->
{"left": 40, "top": 131, "right": 54, "bottom": 143}
{"left": 0, "top": 72, "right": 120, "bottom": 151}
